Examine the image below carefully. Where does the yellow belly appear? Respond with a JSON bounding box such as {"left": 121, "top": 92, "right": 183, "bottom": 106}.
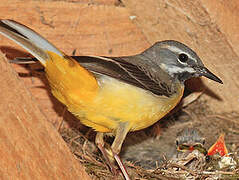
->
{"left": 45, "top": 51, "right": 184, "bottom": 133}
{"left": 72, "top": 76, "right": 184, "bottom": 133}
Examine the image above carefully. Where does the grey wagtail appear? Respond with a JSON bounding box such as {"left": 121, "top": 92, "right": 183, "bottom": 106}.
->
{"left": 176, "top": 127, "right": 206, "bottom": 154}
{"left": 121, "top": 127, "right": 206, "bottom": 169}
{"left": 0, "top": 19, "right": 222, "bottom": 180}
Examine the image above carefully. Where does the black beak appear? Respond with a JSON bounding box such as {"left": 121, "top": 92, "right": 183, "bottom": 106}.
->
{"left": 196, "top": 66, "right": 223, "bottom": 84}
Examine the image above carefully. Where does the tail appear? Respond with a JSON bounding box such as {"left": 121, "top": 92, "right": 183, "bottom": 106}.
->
{"left": 0, "top": 19, "right": 63, "bottom": 66}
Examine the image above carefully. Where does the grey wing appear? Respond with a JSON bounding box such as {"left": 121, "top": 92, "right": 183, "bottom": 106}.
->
{"left": 73, "top": 56, "right": 173, "bottom": 97}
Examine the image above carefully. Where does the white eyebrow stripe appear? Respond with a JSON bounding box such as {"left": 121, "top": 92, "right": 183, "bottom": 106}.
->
{"left": 167, "top": 46, "right": 194, "bottom": 60}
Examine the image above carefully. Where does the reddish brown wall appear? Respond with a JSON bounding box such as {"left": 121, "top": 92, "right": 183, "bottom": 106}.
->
{"left": 0, "top": 53, "right": 91, "bottom": 179}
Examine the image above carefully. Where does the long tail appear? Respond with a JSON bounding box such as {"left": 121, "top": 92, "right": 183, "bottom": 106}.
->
{"left": 0, "top": 19, "right": 63, "bottom": 66}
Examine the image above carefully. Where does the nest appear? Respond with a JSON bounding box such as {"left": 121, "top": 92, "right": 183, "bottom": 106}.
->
{"left": 60, "top": 98, "right": 239, "bottom": 179}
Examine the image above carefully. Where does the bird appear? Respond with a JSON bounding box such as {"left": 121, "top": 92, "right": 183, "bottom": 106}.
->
{"left": 176, "top": 127, "right": 207, "bottom": 155}
{"left": 121, "top": 127, "right": 207, "bottom": 169}
{"left": 170, "top": 128, "right": 208, "bottom": 174}
{"left": 0, "top": 19, "right": 222, "bottom": 180}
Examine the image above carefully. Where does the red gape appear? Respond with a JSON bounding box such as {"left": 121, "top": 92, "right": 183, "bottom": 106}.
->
{"left": 207, "top": 134, "right": 228, "bottom": 157}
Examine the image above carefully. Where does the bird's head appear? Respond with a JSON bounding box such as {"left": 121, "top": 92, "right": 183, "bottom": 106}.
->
{"left": 144, "top": 40, "right": 223, "bottom": 84}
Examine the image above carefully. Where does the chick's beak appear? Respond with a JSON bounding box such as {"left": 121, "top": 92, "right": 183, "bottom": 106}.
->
{"left": 196, "top": 66, "right": 223, "bottom": 84}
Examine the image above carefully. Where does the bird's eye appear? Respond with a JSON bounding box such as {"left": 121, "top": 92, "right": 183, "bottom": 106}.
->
{"left": 178, "top": 53, "right": 188, "bottom": 63}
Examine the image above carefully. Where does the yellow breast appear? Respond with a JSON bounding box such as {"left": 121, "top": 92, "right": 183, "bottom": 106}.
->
{"left": 45, "top": 52, "right": 184, "bottom": 133}
{"left": 76, "top": 76, "right": 184, "bottom": 132}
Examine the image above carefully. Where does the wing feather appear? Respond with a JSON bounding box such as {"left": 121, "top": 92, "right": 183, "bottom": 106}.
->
{"left": 10, "top": 55, "right": 174, "bottom": 96}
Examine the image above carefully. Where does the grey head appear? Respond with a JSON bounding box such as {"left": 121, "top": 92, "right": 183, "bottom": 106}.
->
{"left": 176, "top": 127, "right": 205, "bottom": 146}
{"left": 176, "top": 127, "right": 207, "bottom": 154}
{"left": 141, "top": 40, "right": 223, "bottom": 84}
